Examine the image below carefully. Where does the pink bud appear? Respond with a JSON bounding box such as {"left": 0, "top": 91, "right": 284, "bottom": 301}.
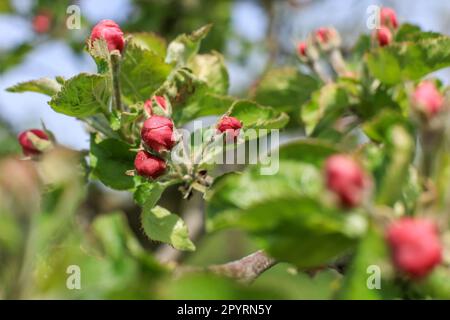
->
{"left": 386, "top": 218, "right": 442, "bottom": 278}
{"left": 144, "top": 96, "right": 167, "bottom": 116}
{"left": 141, "top": 116, "right": 176, "bottom": 152}
{"left": 32, "top": 12, "right": 52, "bottom": 34}
{"left": 412, "top": 81, "right": 444, "bottom": 116}
{"left": 325, "top": 155, "right": 366, "bottom": 208}
{"left": 315, "top": 27, "right": 331, "bottom": 44}
{"left": 380, "top": 7, "right": 399, "bottom": 29}
{"left": 217, "top": 116, "right": 242, "bottom": 140}
{"left": 18, "top": 129, "right": 49, "bottom": 156}
{"left": 375, "top": 26, "right": 392, "bottom": 47}
{"left": 90, "top": 20, "right": 124, "bottom": 52}
{"left": 297, "top": 42, "right": 307, "bottom": 57}
{"left": 134, "top": 150, "right": 166, "bottom": 180}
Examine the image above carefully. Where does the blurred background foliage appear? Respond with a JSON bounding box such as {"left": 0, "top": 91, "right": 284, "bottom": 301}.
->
{"left": 1, "top": 0, "right": 450, "bottom": 299}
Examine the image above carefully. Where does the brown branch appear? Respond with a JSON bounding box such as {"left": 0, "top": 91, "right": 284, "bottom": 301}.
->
{"left": 177, "top": 250, "right": 277, "bottom": 284}
{"left": 208, "top": 250, "right": 277, "bottom": 284}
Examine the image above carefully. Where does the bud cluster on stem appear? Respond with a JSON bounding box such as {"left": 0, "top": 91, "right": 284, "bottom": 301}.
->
{"left": 373, "top": 7, "right": 399, "bottom": 47}
{"left": 296, "top": 27, "right": 348, "bottom": 82}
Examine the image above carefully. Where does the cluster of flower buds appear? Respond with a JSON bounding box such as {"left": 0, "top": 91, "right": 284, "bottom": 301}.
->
{"left": 313, "top": 27, "right": 341, "bottom": 52}
{"left": 386, "top": 217, "right": 442, "bottom": 278}
{"left": 374, "top": 7, "right": 399, "bottom": 47}
{"left": 135, "top": 95, "right": 176, "bottom": 180}
{"left": 144, "top": 95, "right": 170, "bottom": 117}
{"left": 296, "top": 27, "right": 340, "bottom": 62}
{"left": 17, "top": 129, "right": 52, "bottom": 157}
{"left": 90, "top": 20, "right": 125, "bottom": 52}
{"left": 324, "top": 154, "right": 369, "bottom": 208}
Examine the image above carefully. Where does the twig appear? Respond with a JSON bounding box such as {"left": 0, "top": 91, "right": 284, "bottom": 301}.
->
{"left": 110, "top": 53, "right": 123, "bottom": 112}
{"left": 208, "top": 250, "right": 277, "bottom": 284}
{"left": 177, "top": 250, "right": 277, "bottom": 284}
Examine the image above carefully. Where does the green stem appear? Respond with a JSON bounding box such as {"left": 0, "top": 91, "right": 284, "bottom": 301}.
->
{"left": 110, "top": 53, "right": 123, "bottom": 113}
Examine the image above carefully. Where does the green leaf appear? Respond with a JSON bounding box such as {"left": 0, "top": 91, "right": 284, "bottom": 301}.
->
{"left": 156, "top": 67, "right": 233, "bottom": 125}
{"left": 6, "top": 78, "right": 61, "bottom": 96}
{"left": 134, "top": 182, "right": 162, "bottom": 207}
{"left": 278, "top": 139, "right": 339, "bottom": 165}
{"left": 120, "top": 44, "right": 173, "bottom": 104}
{"left": 237, "top": 197, "right": 359, "bottom": 268}
{"left": 375, "top": 125, "right": 415, "bottom": 205}
{"left": 363, "top": 110, "right": 413, "bottom": 143}
{"left": 301, "top": 82, "right": 354, "bottom": 136}
{"left": 206, "top": 161, "right": 323, "bottom": 231}
{"left": 91, "top": 212, "right": 129, "bottom": 260}
{"left": 129, "top": 32, "right": 167, "bottom": 58}
{"left": 228, "top": 100, "right": 289, "bottom": 130}
{"left": 88, "top": 38, "right": 111, "bottom": 74}
{"left": 176, "top": 93, "right": 235, "bottom": 124}
{"left": 0, "top": 43, "right": 32, "bottom": 73}
{"left": 188, "top": 51, "right": 229, "bottom": 94}
{"left": 339, "top": 225, "right": 399, "bottom": 300}
{"left": 49, "top": 73, "right": 110, "bottom": 117}
{"left": 413, "top": 267, "right": 450, "bottom": 299}
{"left": 90, "top": 137, "right": 136, "bottom": 190}
{"left": 366, "top": 35, "right": 450, "bottom": 85}
{"left": 166, "top": 24, "right": 212, "bottom": 66}
{"left": 253, "top": 67, "right": 320, "bottom": 112}
{"left": 395, "top": 24, "right": 441, "bottom": 42}
{"left": 142, "top": 206, "right": 195, "bottom": 251}
{"left": 139, "top": 183, "right": 194, "bottom": 251}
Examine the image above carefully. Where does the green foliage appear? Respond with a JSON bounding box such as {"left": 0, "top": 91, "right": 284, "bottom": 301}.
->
{"left": 253, "top": 67, "right": 320, "bottom": 113}
{"left": 129, "top": 32, "right": 168, "bottom": 58}
{"left": 207, "top": 160, "right": 323, "bottom": 230}
{"left": 142, "top": 206, "right": 195, "bottom": 251}
{"left": 166, "top": 24, "right": 212, "bottom": 66}
{"left": 5, "top": 9, "right": 450, "bottom": 300}
{"left": 120, "top": 44, "right": 173, "bottom": 104}
{"left": 6, "top": 78, "right": 61, "bottom": 97}
{"left": 301, "top": 81, "right": 356, "bottom": 136}
{"left": 188, "top": 52, "right": 229, "bottom": 94}
{"left": 228, "top": 100, "right": 289, "bottom": 130}
{"left": 366, "top": 33, "right": 450, "bottom": 85}
{"left": 89, "top": 137, "right": 136, "bottom": 190}
{"left": 49, "top": 73, "right": 111, "bottom": 117}
{"left": 339, "top": 226, "right": 399, "bottom": 300}
{"left": 239, "top": 197, "right": 360, "bottom": 268}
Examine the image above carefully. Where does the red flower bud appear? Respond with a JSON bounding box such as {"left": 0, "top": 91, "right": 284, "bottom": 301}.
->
{"left": 315, "top": 27, "right": 331, "bottom": 44}
{"left": 380, "top": 7, "right": 398, "bottom": 29}
{"left": 217, "top": 116, "right": 242, "bottom": 140}
{"left": 386, "top": 218, "right": 442, "bottom": 278}
{"left": 32, "top": 12, "right": 52, "bottom": 34}
{"left": 134, "top": 150, "right": 166, "bottom": 180}
{"left": 375, "top": 26, "right": 392, "bottom": 47}
{"left": 412, "top": 81, "right": 444, "bottom": 116}
{"left": 144, "top": 96, "right": 167, "bottom": 116}
{"left": 313, "top": 27, "right": 341, "bottom": 51}
{"left": 90, "top": 20, "right": 124, "bottom": 52}
{"left": 297, "top": 41, "right": 307, "bottom": 57}
{"left": 141, "top": 116, "right": 176, "bottom": 152}
{"left": 325, "top": 155, "right": 367, "bottom": 208}
{"left": 18, "top": 129, "right": 49, "bottom": 156}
